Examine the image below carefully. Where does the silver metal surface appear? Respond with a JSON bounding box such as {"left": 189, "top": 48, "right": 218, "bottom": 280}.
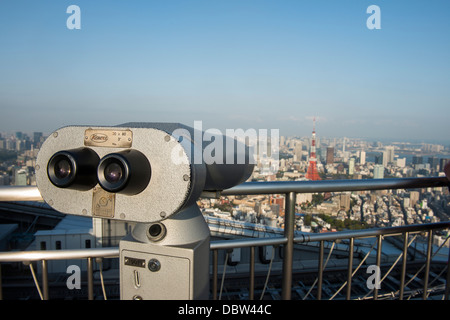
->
{"left": 210, "top": 236, "right": 287, "bottom": 250}
{"left": 0, "top": 247, "right": 119, "bottom": 262}
{"left": 36, "top": 125, "right": 194, "bottom": 223}
{"left": 84, "top": 128, "right": 133, "bottom": 148}
{"left": 374, "top": 235, "right": 382, "bottom": 300}
{"left": 131, "top": 205, "right": 210, "bottom": 246}
{"left": 282, "top": 191, "right": 296, "bottom": 300}
{"left": 295, "top": 221, "right": 450, "bottom": 243}
{"left": 423, "top": 231, "right": 433, "bottom": 300}
{"left": 1, "top": 176, "right": 447, "bottom": 203}
{"left": 222, "top": 176, "right": 449, "bottom": 195}
{"left": 0, "top": 186, "right": 42, "bottom": 202}
{"left": 120, "top": 232, "right": 209, "bottom": 299}
{"left": 1, "top": 221, "right": 448, "bottom": 262}
{"left": 399, "top": 232, "right": 409, "bottom": 300}
{"left": 346, "top": 238, "right": 354, "bottom": 300}
{"left": 0, "top": 176, "right": 449, "bottom": 300}
{"left": 33, "top": 122, "right": 255, "bottom": 223}
{"left": 120, "top": 204, "right": 210, "bottom": 300}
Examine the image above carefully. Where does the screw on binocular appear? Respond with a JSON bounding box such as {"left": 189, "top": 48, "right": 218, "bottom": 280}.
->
{"left": 148, "top": 259, "right": 161, "bottom": 272}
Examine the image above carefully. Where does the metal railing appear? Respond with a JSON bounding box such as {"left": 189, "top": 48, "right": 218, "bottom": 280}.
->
{"left": 0, "top": 177, "right": 449, "bottom": 300}
{"left": 0, "top": 247, "right": 119, "bottom": 300}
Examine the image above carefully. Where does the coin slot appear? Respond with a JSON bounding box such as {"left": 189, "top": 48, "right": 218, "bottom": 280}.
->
{"left": 134, "top": 270, "right": 141, "bottom": 288}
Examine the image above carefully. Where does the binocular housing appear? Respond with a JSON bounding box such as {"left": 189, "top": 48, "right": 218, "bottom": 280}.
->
{"left": 35, "top": 123, "right": 254, "bottom": 223}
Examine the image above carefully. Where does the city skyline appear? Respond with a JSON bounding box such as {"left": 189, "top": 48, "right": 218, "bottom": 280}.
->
{"left": 1, "top": 1, "right": 449, "bottom": 142}
{"left": 2, "top": 123, "right": 450, "bottom": 147}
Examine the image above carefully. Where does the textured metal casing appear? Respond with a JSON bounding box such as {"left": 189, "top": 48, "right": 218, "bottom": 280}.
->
{"left": 120, "top": 204, "right": 210, "bottom": 300}
{"left": 35, "top": 124, "right": 205, "bottom": 223}
{"left": 35, "top": 122, "right": 255, "bottom": 223}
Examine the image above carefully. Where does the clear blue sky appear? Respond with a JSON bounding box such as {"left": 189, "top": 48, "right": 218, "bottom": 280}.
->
{"left": 0, "top": 1, "right": 449, "bottom": 142}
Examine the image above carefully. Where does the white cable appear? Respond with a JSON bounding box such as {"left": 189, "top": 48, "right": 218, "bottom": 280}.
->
{"left": 218, "top": 252, "right": 229, "bottom": 300}
{"left": 329, "top": 238, "right": 377, "bottom": 300}
{"left": 360, "top": 234, "right": 417, "bottom": 299}
{"left": 381, "top": 235, "right": 418, "bottom": 284}
{"left": 260, "top": 246, "right": 275, "bottom": 300}
{"left": 403, "top": 235, "right": 450, "bottom": 289}
{"left": 28, "top": 263, "right": 43, "bottom": 300}
{"left": 97, "top": 258, "right": 107, "bottom": 300}
{"left": 303, "top": 242, "right": 335, "bottom": 300}
{"left": 404, "top": 234, "right": 450, "bottom": 300}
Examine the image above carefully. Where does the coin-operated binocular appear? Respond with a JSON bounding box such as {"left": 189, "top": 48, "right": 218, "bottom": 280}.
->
{"left": 35, "top": 123, "right": 254, "bottom": 299}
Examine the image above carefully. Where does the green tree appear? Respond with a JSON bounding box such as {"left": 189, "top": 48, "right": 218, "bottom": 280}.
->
{"left": 311, "top": 194, "right": 324, "bottom": 206}
{"left": 304, "top": 214, "right": 312, "bottom": 226}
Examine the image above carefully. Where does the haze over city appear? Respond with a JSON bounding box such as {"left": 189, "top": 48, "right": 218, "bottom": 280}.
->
{"left": 1, "top": 1, "right": 449, "bottom": 143}
{"left": 2, "top": 2, "right": 450, "bottom": 304}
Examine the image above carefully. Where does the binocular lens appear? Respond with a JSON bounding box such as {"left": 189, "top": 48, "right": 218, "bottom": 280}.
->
{"left": 47, "top": 148, "right": 99, "bottom": 190}
{"left": 104, "top": 162, "right": 124, "bottom": 184}
{"left": 48, "top": 148, "right": 150, "bottom": 195}
{"left": 97, "top": 150, "right": 151, "bottom": 195}
{"left": 54, "top": 158, "right": 72, "bottom": 180}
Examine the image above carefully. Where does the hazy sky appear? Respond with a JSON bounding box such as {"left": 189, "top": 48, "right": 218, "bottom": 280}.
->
{"left": 1, "top": 1, "right": 449, "bottom": 142}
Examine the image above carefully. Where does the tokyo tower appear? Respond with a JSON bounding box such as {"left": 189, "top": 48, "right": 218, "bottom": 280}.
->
{"left": 305, "top": 117, "right": 321, "bottom": 180}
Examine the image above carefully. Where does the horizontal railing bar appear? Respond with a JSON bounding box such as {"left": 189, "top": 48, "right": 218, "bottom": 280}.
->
{"left": 0, "top": 247, "right": 119, "bottom": 262}
{"left": 1, "top": 222, "right": 449, "bottom": 262}
{"left": 222, "top": 177, "right": 449, "bottom": 195}
{"left": 0, "top": 239, "right": 288, "bottom": 262}
{"left": 0, "top": 177, "right": 448, "bottom": 202}
{"left": 295, "top": 221, "right": 450, "bottom": 243}
{"left": 210, "top": 237, "right": 287, "bottom": 250}
{"left": 0, "top": 186, "right": 43, "bottom": 202}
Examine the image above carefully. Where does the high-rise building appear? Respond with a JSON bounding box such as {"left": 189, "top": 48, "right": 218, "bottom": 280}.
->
{"left": 396, "top": 158, "right": 406, "bottom": 168}
{"left": 349, "top": 158, "right": 355, "bottom": 175}
{"left": 413, "top": 156, "right": 423, "bottom": 165}
{"left": 14, "top": 169, "right": 27, "bottom": 186}
{"left": 305, "top": 118, "right": 321, "bottom": 180}
{"left": 373, "top": 164, "right": 384, "bottom": 179}
{"left": 326, "top": 147, "right": 334, "bottom": 165}
{"left": 294, "top": 142, "right": 302, "bottom": 161}
{"left": 33, "top": 132, "right": 43, "bottom": 148}
{"left": 339, "top": 193, "right": 351, "bottom": 211}
{"left": 384, "top": 146, "right": 395, "bottom": 165}
{"left": 439, "top": 158, "right": 449, "bottom": 171}
{"left": 0, "top": 174, "right": 9, "bottom": 185}
{"left": 359, "top": 150, "right": 366, "bottom": 165}
{"left": 410, "top": 191, "right": 420, "bottom": 207}
{"left": 374, "top": 154, "right": 382, "bottom": 165}
{"left": 428, "top": 157, "right": 439, "bottom": 171}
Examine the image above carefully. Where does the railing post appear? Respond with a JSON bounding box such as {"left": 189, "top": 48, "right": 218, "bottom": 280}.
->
{"left": 445, "top": 239, "right": 450, "bottom": 300}
{"left": 0, "top": 264, "right": 2, "bottom": 300}
{"left": 317, "top": 241, "right": 324, "bottom": 300}
{"left": 212, "top": 250, "right": 218, "bottom": 300}
{"left": 423, "top": 231, "right": 433, "bottom": 300}
{"left": 399, "top": 232, "right": 409, "bottom": 300}
{"left": 374, "top": 235, "right": 382, "bottom": 300}
{"left": 281, "top": 191, "right": 296, "bottom": 300}
{"left": 41, "top": 260, "right": 49, "bottom": 300}
{"left": 249, "top": 247, "right": 255, "bottom": 300}
{"left": 346, "top": 238, "right": 354, "bottom": 300}
{"left": 87, "top": 257, "right": 94, "bottom": 300}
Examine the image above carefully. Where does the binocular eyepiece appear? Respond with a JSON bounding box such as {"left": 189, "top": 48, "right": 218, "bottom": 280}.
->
{"left": 47, "top": 148, "right": 99, "bottom": 191}
{"left": 36, "top": 123, "right": 255, "bottom": 223}
{"left": 97, "top": 150, "right": 151, "bottom": 195}
{"left": 47, "top": 148, "right": 151, "bottom": 196}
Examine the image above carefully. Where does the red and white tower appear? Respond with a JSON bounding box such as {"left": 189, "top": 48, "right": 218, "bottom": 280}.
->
{"left": 305, "top": 117, "right": 321, "bottom": 180}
